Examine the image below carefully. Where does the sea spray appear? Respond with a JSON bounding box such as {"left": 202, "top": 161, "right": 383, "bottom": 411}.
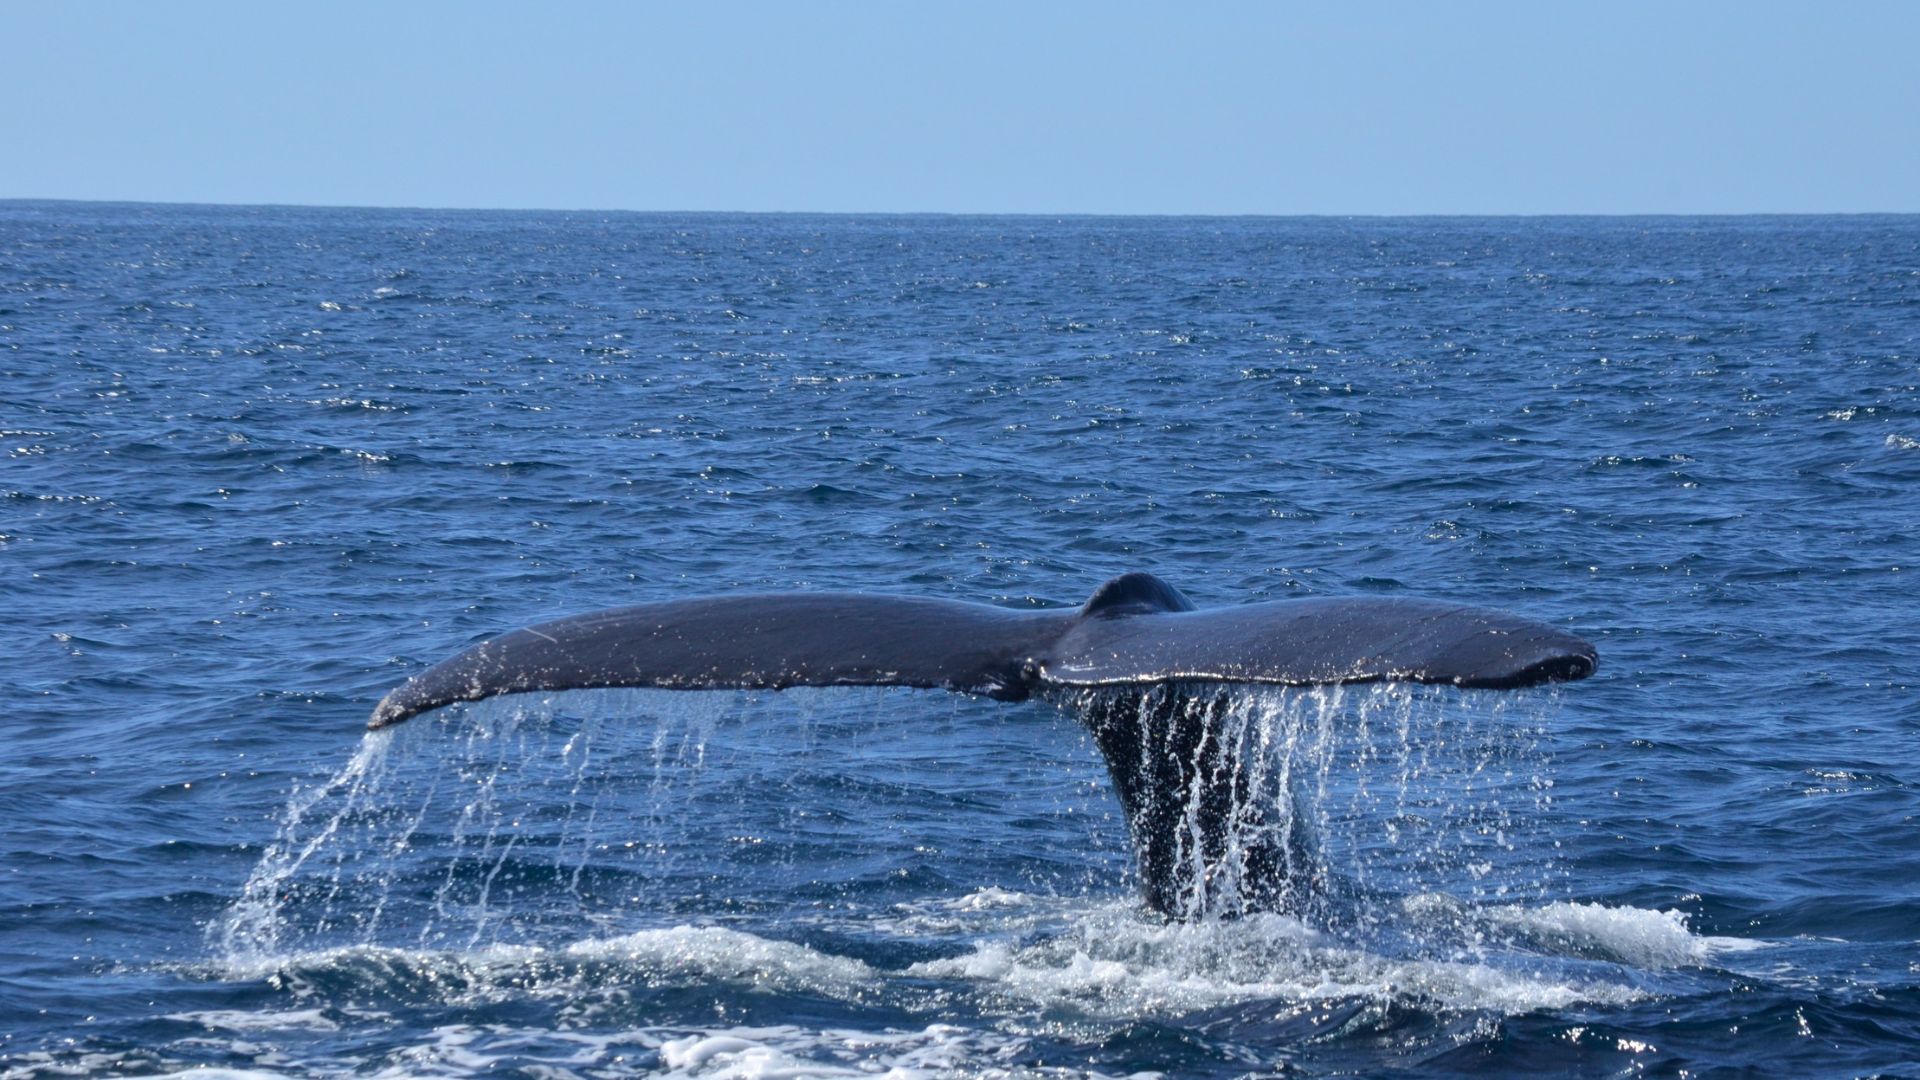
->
{"left": 189, "top": 679, "right": 1735, "bottom": 1079}
{"left": 216, "top": 727, "right": 396, "bottom": 966}
{"left": 216, "top": 683, "right": 1560, "bottom": 973}
{"left": 1061, "top": 682, "right": 1558, "bottom": 924}
{"left": 216, "top": 692, "right": 716, "bottom": 968}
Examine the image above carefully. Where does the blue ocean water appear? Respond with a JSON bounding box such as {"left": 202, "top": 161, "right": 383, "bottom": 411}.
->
{"left": 2, "top": 201, "right": 1917, "bottom": 1077}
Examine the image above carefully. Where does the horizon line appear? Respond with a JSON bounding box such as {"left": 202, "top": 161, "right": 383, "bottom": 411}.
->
{"left": 5, "top": 196, "right": 1917, "bottom": 220}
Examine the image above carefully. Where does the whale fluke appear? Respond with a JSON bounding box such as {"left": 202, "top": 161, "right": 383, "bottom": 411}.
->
{"left": 369, "top": 572, "right": 1594, "bottom": 730}
{"left": 366, "top": 573, "right": 1595, "bottom": 916}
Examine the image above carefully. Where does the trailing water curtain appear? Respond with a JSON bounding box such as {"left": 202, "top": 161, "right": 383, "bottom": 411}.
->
{"left": 367, "top": 572, "right": 1597, "bottom": 917}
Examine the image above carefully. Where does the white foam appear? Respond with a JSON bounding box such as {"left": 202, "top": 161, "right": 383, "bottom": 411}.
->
{"left": 1486, "top": 900, "right": 1763, "bottom": 967}
{"left": 907, "top": 899, "right": 1646, "bottom": 1016}
{"left": 213, "top": 892, "right": 1744, "bottom": 1031}
{"left": 169, "top": 1007, "right": 340, "bottom": 1033}
{"left": 563, "top": 925, "right": 876, "bottom": 991}
{"left": 213, "top": 922, "right": 875, "bottom": 1009}
{"left": 1398, "top": 892, "right": 1762, "bottom": 969}
{"left": 145, "top": 1060, "right": 286, "bottom": 1068}
{"left": 659, "top": 1030, "right": 868, "bottom": 1078}
{"left": 864, "top": 887, "right": 1061, "bottom": 938}
{"left": 146, "top": 1019, "right": 1141, "bottom": 1079}
{"left": 947, "top": 886, "right": 1033, "bottom": 911}
{"left": 485, "top": 1021, "right": 1142, "bottom": 1080}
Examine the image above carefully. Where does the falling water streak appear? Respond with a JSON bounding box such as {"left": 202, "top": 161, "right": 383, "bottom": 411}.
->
{"left": 473, "top": 714, "right": 583, "bottom": 947}
{"left": 362, "top": 761, "right": 448, "bottom": 940}
{"left": 1060, "top": 682, "right": 1556, "bottom": 923}
{"left": 215, "top": 684, "right": 1560, "bottom": 972}
{"left": 636, "top": 695, "right": 716, "bottom": 887}
{"left": 561, "top": 718, "right": 603, "bottom": 900}
{"left": 426, "top": 712, "right": 512, "bottom": 947}
{"left": 216, "top": 728, "right": 396, "bottom": 965}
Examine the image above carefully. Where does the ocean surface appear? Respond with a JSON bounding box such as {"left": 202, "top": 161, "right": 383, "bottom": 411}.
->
{"left": 2, "top": 202, "right": 1917, "bottom": 1078}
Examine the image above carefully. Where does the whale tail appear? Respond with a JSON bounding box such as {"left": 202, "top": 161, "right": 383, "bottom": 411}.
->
{"left": 365, "top": 573, "right": 1596, "bottom": 916}
{"left": 370, "top": 572, "right": 1594, "bottom": 730}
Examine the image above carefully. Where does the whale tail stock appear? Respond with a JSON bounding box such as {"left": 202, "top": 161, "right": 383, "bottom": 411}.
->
{"left": 366, "top": 572, "right": 1596, "bottom": 915}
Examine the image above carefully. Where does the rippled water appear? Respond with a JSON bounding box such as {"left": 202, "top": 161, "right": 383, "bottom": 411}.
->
{"left": 3, "top": 202, "right": 1917, "bottom": 1076}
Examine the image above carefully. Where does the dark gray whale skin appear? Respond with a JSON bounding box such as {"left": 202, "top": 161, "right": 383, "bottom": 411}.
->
{"left": 367, "top": 572, "right": 1596, "bottom": 916}
{"left": 369, "top": 572, "right": 1594, "bottom": 727}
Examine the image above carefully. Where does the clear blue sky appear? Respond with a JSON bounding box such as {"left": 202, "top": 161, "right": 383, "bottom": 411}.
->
{"left": 4, "top": 1, "right": 1915, "bottom": 214}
